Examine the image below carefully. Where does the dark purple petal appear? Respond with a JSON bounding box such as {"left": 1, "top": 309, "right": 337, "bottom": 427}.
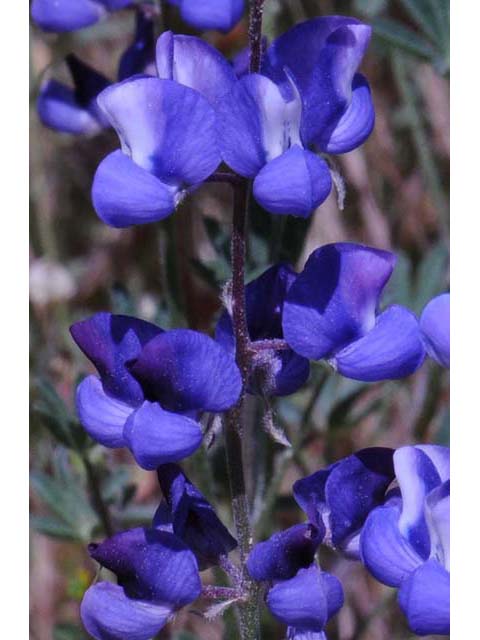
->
{"left": 398, "top": 559, "right": 450, "bottom": 636}
{"left": 156, "top": 31, "right": 236, "bottom": 103}
{"left": 283, "top": 243, "right": 395, "bottom": 360}
{"left": 88, "top": 527, "right": 201, "bottom": 605}
{"left": 130, "top": 329, "right": 242, "bottom": 413}
{"left": 420, "top": 293, "right": 450, "bottom": 368}
{"left": 267, "top": 566, "right": 343, "bottom": 631}
{"left": 394, "top": 446, "right": 443, "bottom": 558}
{"left": 92, "top": 151, "right": 177, "bottom": 228}
{"left": 97, "top": 76, "right": 220, "bottom": 184}
{"left": 321, "top": 74, "right": 375, "bottom": 154}
{"left": 31, "top": 0, "right": 105, "bottom": 32}
{"left": 81, "top": 582, "right": 171, "bottom": 640}
{"left": 118, "top": 10, "right": 156, "bottom": 81}
{"left": 216, "top": 263, "right": 310, "bottom": 397}
{"left": 157, "top": 463, "right": 237, "bottom": 569}
{"left": 247, "top": 523, "right": 323, "bottom": 582}
{"left": 217, "top": 73, "right": 301, "bottom": 178}
{"left": 175, "top": 0, "right": 244, "bottom": 33}
{"left": 123, "top": 402, "right": 203, "bottom": 470}
{"left": 360, "top": 504, "right": 423, "bottom": 587}
{"left": 70, "top": 312, "right": 163, "bottom": 405}
{"left": 324, "top": 447, "right": 395, "bottom": 551}
{"left": 293, "top": 466, "right": 334, "bottom": 527}
{"left": 333, "top": 305, "right": 426, "bottom": 381}
{"left": 253, "top": 146, "right": 332, "bottom": 217}
{"left": 263, "top": 17, "right": 372, "bottom": 149}
{"left": 152, "top": 501, "right": 174, "bottom": 532}
{"left": 37, "top": 80, "right": 103, "bottom": 135}
{"left": 76, "top": 375, "right": 133, "bottom": 448}
{"left": 65, "top": 54, "right": 111, "bottom": 110}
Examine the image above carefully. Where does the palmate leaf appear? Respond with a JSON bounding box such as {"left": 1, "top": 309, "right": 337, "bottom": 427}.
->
{"left": 54, "top": 623, "right": 88, "bottom": 640}
{"left": 30, "top": 515, "right": 79, "bottom": 542}
{"left": 371, "top": 17, "right": 436, "bottom": 59}
{"left": 30, "top": 450, "right": 98, "bottom": 541}
{"left": 31, "top": 378, "right": 88, "bottom": 451}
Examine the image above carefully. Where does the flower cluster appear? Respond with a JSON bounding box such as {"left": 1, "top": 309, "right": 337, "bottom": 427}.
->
{"left": 249, "top": 444, "right": 449, "bottom": 637}
{"left": 70, "top": 313, "right": 241, "bottom": 468}
{"left": 82, "top": 465, "right": 238, "bottom": 639}
{"left": 33, "top": 3, "right": 450, "bottom": 639}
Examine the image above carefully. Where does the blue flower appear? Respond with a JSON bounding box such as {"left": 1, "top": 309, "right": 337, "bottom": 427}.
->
{"left": 293, "top": 447, "right": 395, "bottom": 557}
{"left": 217, "top": 16, "right": 375, "bottom": 216}
{"left": 282, "top": 243, "right": 426, "bottom": 381}
{"left": 81, "top": 527, "right": 202, "bottom": 640}
{"left": 154, "top": 463, "right": 237, "bottom": 570}
{"left": 31, "top": 0, "right": 133, "bottom": 32}
{"left": 267, "top": 565, "right": 344, "bottom": 638}
{"left": 360, "top": 445, "right": 450, "bottom": 636}
{"left": 247, "top": 523, "right": 324, "bottom": 582}
{"left": 70, "top": 313, "right": 242, "bottom": 469}
{"left": 166, "top": 0, "right": 244, "bottom": 33}
{"left": 420, "top": 293, "right": 450, "bottom": 368}
{"left": 37, "top": 11, "right": 155, "bottom": 136}
{"left": 92, "top": 32, "right": 230, "bottom": 227}
{"left": 156, "top": 31, "right": 237, "bottom": 104}
{"left": 216, "top": 263, "right": 310, "bottom": 397}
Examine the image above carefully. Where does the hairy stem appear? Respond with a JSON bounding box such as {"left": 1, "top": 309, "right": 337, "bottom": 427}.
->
{"left": 249, "top": 0, "right": 266, "bottom": 73}
{"left": 224, "top": 178, "right": 260, "bottom": 639}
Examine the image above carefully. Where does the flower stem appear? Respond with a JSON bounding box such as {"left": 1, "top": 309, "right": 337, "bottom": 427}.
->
{"left": 82, "top": 455, "right": 114, "bottom": 538}
{"left": 224, "top": 178, "right": 260, "bottom": 640}
{"left": 249, "top": 0, "right": 266, "bottom": 73}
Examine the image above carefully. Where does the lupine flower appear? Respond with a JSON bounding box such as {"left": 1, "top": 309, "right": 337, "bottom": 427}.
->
{"left": 166, "top": 0, "right": 244, "bottom": 33}
{"left": 81, "top": 527, "right": 202, "bottom": 640}
{"left": 37, "top": 11, "right": 155, "bottom": 136}
{"left": 247, "top": 523, "right": 342, "bottom": 639}
{"left": 217, "top": 16, "right": 375, "bottom": 216}
{"left": 293, "top": 447, "right": 395, "bottom": 557}
{"left": 282, "top": 243, "right": 426, "bottom": 381}
{"left": 156, "top": 31, "right": 237, "bottom": 104}
{"left": 91, "top": 73, "right": 221, "bottom": 227}
{"left": 420, "top": 293, "right": 450, "bottom": 368}
{"left": 154, "top": 463, "right": 237, "bottom": 570}
{"left": 360, "top": 445, "right": 450, "bottom": 636}
{"left": 216, "top": 263, "right": 310, "bottom": 397}
{"left": 267, "top": 565, "right": 344, "bottom": 639}
{"left": 70, "top": 313, "right": 241, "bottom": 469}
{"left": 31, "top": 0, "right": 133, "bottom": 32}
{"left": 247, "top": 523, "right": 324, "bottom": 582}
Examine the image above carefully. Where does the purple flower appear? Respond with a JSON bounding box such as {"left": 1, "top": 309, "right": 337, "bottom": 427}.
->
{"left": 216, "top": 264, "right": 310, "bottom": 397}
{"left": 31, "top": 0, "right": 133, "bottom": 33}
{"left": 293, "top": 447, "right": 395, "bottom": 557}
{"left": 166, "top": 0, "right": 244, "bottom": 33}
{"left": 360, "top": 445, "right": 450, "bottom": 636}
{"left": 81, "top": 527, "right": 201, "bottom": 640}
{"left": 420, "top": 293, "right": 450, "bottom": 368}
{"left": 267, "top": 565, "right": 344, "bottom": 637}
{"left": 37, "top": 11, "right": 155, "bottom": 136}
{"left": 282, "top": 243, "right": 426, "bottom": 381}
{"left": 247, "top": 523, "right": 324, "bottom": 582}
{"left": 91, "top": 73, "right": 221, "bottom": 227}
{"left": 154, "top": 463, "right": 237, "bottom": 570}
{"left": 156, "top": 31, "right": 237, "bottom": 104}
{"left": 70, "top": 313, "right": 242, "bottom": 469}
{"left": 37, "top": 55, "right": 110, "bottom": 136}
{"left": 217, "top": 16, "right": 375, "bottom": 216}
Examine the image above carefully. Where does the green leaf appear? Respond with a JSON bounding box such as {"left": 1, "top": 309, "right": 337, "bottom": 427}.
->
{"left": 54, "top": 623, "right": 88, "bottom": 640}
{"left": 31, "top": 378, "right": 87, "bottom": 451}
{"left": 397, "top": 0, "right": 441, "bottom": 42}
{"left": 372, "top": 17, "right": 436, "bottom": 59}
{"left": 354, "top": 0, "right": 387, "bottom": 18}
{"left": 30, "top": 515, "right": 79, "bottom": 541}
{"left": 414, "top": 244, "right": 449, "bottom": 313}
{"left": 382, "top": 251, "right": 413, "bottom": 308}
